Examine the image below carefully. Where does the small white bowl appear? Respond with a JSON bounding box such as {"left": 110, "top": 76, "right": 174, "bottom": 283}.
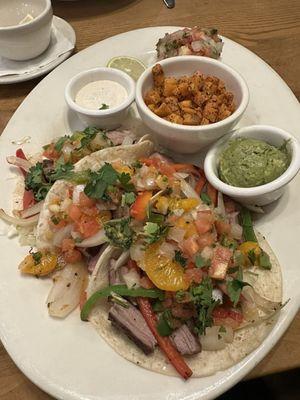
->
{"left": 204, "top": 125, "right": 300, "bottom": 206}
{"left": 135, "top": 56, "right": 249, "bottom": 154}
{"left": 65, "top": 67, "right": 135, "bottom": 130}
{"left": 0, "top": 0, "right": 53, "bottom": 61}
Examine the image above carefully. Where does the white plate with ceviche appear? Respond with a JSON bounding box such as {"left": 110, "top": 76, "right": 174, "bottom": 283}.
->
{"left": 0, "top": 26, "right": 300, "bottom": 400}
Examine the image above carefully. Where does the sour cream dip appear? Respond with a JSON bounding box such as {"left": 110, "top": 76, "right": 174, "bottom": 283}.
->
{"left": 75, "top": 80, "right": 128, "bottom": 111}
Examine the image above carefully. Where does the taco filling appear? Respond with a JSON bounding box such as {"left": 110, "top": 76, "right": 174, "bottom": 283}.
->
{"left": 14, "top": 144, "right": 282, "bottom": 380}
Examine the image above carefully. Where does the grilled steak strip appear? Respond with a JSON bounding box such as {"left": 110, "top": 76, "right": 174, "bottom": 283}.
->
{"left": 108, "top": 303, "right": 157, "bottom": 354}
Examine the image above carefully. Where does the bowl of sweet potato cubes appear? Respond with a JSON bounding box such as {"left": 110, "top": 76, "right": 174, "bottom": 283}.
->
{"left": 135, "top": 56, "right": 249, "bottom": 153}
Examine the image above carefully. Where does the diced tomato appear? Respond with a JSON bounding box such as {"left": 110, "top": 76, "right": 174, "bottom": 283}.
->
{"left": 81, "top": 205, "right": 99, "bottom": 217}
{"left": 141, "top": 156, "right": 175, "bottom": 177}
{"left": 181, "top": 236, "right": 200, "bottom": 258}
{"left": 43, "top": 143, "right": 60, "bottom": 160}
{"left": 76, "top": 216, "right": 100, "bottom": 239}
{"left": 140, "top": 275, "right": 155, "bottom": 289}
{"left": 209, "top": 245, "right": 232, "bottom": 280}
{"left": 184, "top": 268, "right": 203, "bottom": 285}
{"left": 186, "top": 261, "right": 196, "bottom": 270}
{"left": 197, "top": 232, "right": 215, "bottom": 250}
{"left": 68, "top": 204, "right": 82, "bottom": 222}
{"left": 79, "top": 192, "right": 96, "bottom": 208}
{"left": 195, "top": 210, "right": 214, "bottom": 234}
{"left": 130, "top": 191, "right": 152, "bottom": 221}
{"left": 215, "top": 220, "right": 231, "bottom": 236}
{"left": 63, "top": 249, "right": 82, "bottom": 264}
{"left": 23, "top": 189, "right": 35, "bottom": 210}
{"left": 61, "top": 238, "right": 75, "bottom": 252}
{"left": 212, "top": 306, "right": 243, "bottom": 329}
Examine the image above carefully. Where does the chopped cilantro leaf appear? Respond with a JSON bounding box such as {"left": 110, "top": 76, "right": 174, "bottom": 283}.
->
{"left": 54, "top": 136, "right": 69, "bottom": 152}
{"left": 122, "top": 192, "right": 136, "bottom": 206}
{"left": 32, "top": 251, "right": 42, "bottom": 265}
{"left": 259, "top": 250, "right": 272, "bottom": 270}
{"left": 147, "top": 205, "right": 164, "bottom": 224}
{"left": 190, "top": 277, "right": 219, "bottom": 335}
{"left": 195, "top": 253, "right": 207, "bottom": 268}
{"left": 118, "top": 172, "right": 134, "bottom": 192}
{"left": 157, "top": 310, "right": 173, "bottom": 336}
{"left": 227, "top": 268, "right": 251, "bottom": 306}
{"left": 248, "top": 249, "right": 256, "bottom": 265}
{"left": 84, "top": 163, "right": 119, "bottom": 200}
{"left": 219, "top": 325, "right": 227, "bottom": 333}
{"left": 99, "top": 103, "right": 109, "bottom": 110}
{"left": 104, "top": 217, "right": 133, "bottom": 249}
{"left": 174, "top": 250, "right": 187, "bottom": 267}
{"left": 200, "top": 192, "right": 211, "bottom": 205}
{"left": 144, "top": 222, "right": 169, "bottom": 244}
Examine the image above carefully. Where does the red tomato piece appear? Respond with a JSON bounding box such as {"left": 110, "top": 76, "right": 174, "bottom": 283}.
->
{"left": 130, "top": 191, "right": 152, "bottom": 221}
{"left": 215, "top": 220, "right": 231, "bottom": 236}
{"left": 43, "top": 143, "right": 60, "bottom": 160}
{"left": 76, "top": 216, "right": 100, "bottom": 239}
{"left": 79, "top": 192, "right": 96, "bottom": 208}
{"left": 195, "top": 210, "right": 214, "bottom": 234}
{"left": 63, "top": 249, "right": 82, "bottom": 264}
{"left": 68, "top": 204, "right": 82, "bottom": 222}
{"left": 181, "top": 236, "right": 200, "bottom": 258}
{"left": 184, "top": 268, "right": 203, "bottom": 285}
{"left": 197, "top": 232, "right": 215, "bottom": 251}
{"left": 209, "top": 245, "right": 232, "bottom": 280}
{"left": 212, "top": 306, "right": 243, "bottom": 329}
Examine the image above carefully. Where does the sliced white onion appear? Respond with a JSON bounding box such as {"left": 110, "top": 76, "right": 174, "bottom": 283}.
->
{"left": 19, "top": 201, "right": 44, "bottom": 218}
{"left": 72, "top": 185, "right": 85, "bottom": 204}
{"left": 138, "top": 134, "right": 151, "bottom": 143}
{"left": 199, "top": 325, "right": 234, "bottom": 351}
{"left": 191, "top": 40, "right": 203, "bottom": 52}
{"left": 76, "top": 229, "right": 107, "bottom": 248}
{"left": 87, "top": 245, "right": 122, "bottom": 296}
{"left": 231, "top": 223, "right": 243, "bottom": 240}
{"left": 150, "top": 189, "right": 166, "bottom": 205}
{"left": 212, "top": 288, "right": 223, "bottom": 304}
{"left": 6, "top": 156, "right": 32, "bottom": 172}
{"left": 216, "top": 191, "right": 226, "bottom": 217}
{"left": 121, "top": 135, "right": 134, "bottom": 146}
{"left": 115, "top": 250, "right": 130, "bottom": 270}
{"left": 47, "top": 262, "right": 87, "bottom": 318}
{"left": 53, "top": 224, "right": 73, "bottom": 247}
{"left": 201, "top": 246, "right": 213, "bottom": 260}
{"left": 0, "top": 209, "right": 38, "bottom": 227}
{"left": 159, "top": 241, "right": 175, "bottom": 259}
{"left": 173, "top": 208, "right": 184, "bottom": 217}
{"left": 167, "top": 226, "right": 185, "bottom": 243}
{"left": 174, "top": 172, "right": 189, "bottom": 179}
{"left": 121, "top": 268, "right": 140, "bottom": 289}
{"left": 130, "top": 242, "right": 145, "bottom": 265}
{"left": 179, "top": 178, "right": 199, "bottom": 199}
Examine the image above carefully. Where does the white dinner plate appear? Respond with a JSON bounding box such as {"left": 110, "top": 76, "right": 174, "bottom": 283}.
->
{"left": 0, "top": 27, "right": 300, "bottom": 400}
{"left": 0, "top": 16, "right": 76, "bottom": 85}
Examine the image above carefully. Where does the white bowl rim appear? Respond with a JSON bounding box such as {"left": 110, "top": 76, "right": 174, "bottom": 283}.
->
{"left": 135, "top": 55, "right": 250, "bottom": 132}
{"left": 0, "top": 0, "right": 52, "bottom": 31}
{"left": 65, "top": 67, "right": 135, "bottom": 116}
{"left": 204, "top": 124, "right": 300, "bottom": 197}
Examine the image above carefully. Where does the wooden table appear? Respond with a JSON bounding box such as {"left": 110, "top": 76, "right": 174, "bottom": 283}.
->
{"left": 1, "top": 0, "right": 300, "bottom": 398}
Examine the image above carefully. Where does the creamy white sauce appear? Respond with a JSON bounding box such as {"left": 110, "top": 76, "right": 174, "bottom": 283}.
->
{"left": 75, "top": 80, "right": 128, "bottom": 111}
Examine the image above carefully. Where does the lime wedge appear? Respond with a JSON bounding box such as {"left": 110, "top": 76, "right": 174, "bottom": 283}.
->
{"left": 107, "top": 56, "right": 146, "bottom": 81}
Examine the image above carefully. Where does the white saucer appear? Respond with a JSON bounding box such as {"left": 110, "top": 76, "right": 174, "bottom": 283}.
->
{"left": 0, "top": 16, "right": 76, "bottom": 85}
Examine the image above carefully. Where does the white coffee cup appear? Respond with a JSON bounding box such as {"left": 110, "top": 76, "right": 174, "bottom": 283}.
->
{"left": 0, "top": 0, "right": 53, "bottom": 61}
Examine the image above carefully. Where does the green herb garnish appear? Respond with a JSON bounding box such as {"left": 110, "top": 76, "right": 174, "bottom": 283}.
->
{"left": 104, "top": 217, "right": 133, "bottom": 249}
{"left": 99, "top": 103, "right": 109, "bottom": 110}
{"left": 200, "top": 192, "right": 212, "bottom": 205}
{"left": 174, "top": 250, "right": 187, "bottom": 267}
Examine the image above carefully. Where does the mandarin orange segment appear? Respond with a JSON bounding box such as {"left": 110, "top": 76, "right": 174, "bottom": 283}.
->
{"left": 144, "top": 242, "right": 189, "bottom": 291}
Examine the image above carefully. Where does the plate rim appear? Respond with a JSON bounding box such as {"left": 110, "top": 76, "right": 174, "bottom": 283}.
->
{"left": 1, "top": 25, "right": 300, "bottom": 400}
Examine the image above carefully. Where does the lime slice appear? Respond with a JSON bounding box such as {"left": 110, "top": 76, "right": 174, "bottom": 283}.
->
{"left": 107, "top": 56, "right": 146, "bottom": 81}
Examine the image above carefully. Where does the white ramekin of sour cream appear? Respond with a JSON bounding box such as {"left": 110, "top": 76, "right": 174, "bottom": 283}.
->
{"left": 65, "top": 67, "right": 135, "bottom": 129}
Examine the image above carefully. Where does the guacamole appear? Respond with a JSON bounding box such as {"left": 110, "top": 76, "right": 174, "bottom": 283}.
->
{"left": 219, "top": 137, "right": 290, "bottom": 187}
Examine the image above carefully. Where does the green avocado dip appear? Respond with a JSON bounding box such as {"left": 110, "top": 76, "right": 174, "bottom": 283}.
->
{"left": 218, "top": 137, "right": 290, "bottom": 187}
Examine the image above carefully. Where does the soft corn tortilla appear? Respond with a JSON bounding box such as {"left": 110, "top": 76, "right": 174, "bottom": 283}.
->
{"left": 88, "top": 231, "right": 282, "bottom": 377}
{"left": 36, "top": 140, "right": 155, "bottom": 249}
